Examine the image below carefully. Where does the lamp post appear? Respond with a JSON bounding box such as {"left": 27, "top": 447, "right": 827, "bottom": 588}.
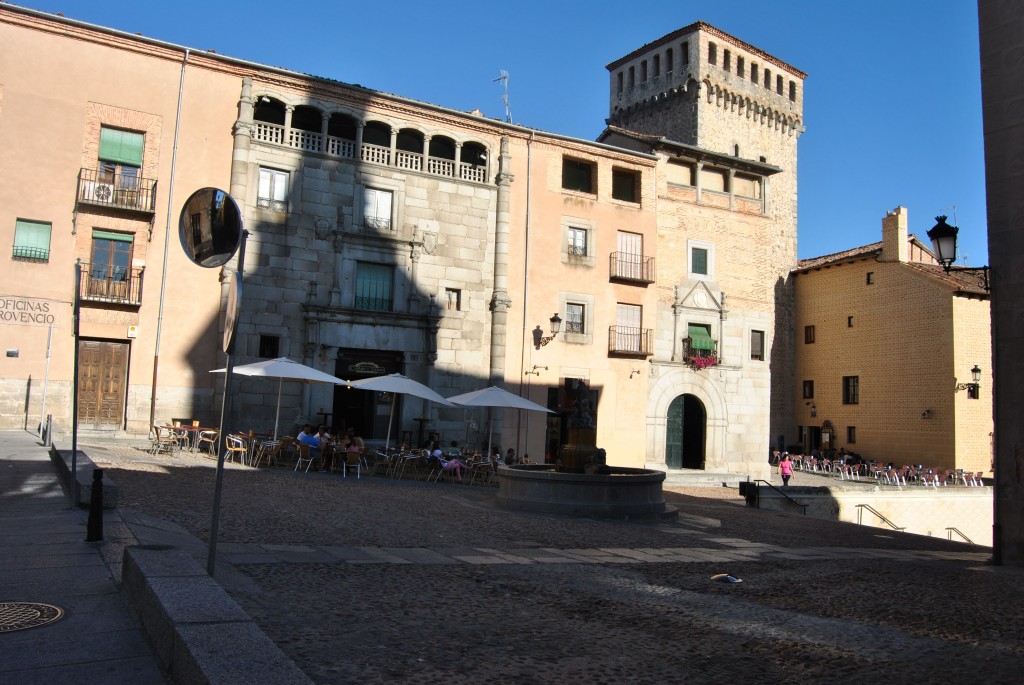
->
{"left": 927, "top": 215, "right": 959, "bottom": 272}
{"left": 532, "top": 313, "right": 562, "bottom": 349}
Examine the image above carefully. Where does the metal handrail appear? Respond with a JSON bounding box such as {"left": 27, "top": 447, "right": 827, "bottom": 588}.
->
{"left": 749, "top": 479, "right": 807, "bottom": 514}
{"left": 856, "top": 503, "right": 905, "bottom": 530}
{"left": 946, "top": 527, "right": 974, "bottom": 544}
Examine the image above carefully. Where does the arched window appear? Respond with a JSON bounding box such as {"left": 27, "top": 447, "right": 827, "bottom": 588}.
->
{"left": 253, "top": 97, "right": 285, "bottom": 125}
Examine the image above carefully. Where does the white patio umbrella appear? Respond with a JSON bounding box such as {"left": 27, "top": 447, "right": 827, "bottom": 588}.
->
{"left": 344, "top": 373, "right": 455, "bottom": 450}
{"left": 446, "top": 386, "right": 553, "bottom": 458}
{"left": 211, "top": 357, "right": 348, "bottom": 440}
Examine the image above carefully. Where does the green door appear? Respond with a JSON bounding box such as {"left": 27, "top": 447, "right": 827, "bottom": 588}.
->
{"left": 665, "top": 394, "right": 707, "bottom": 469}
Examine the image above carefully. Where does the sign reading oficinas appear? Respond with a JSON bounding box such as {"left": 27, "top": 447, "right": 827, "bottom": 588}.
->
{"left": 0, "top": 297, "right": 58, "bottom": 326}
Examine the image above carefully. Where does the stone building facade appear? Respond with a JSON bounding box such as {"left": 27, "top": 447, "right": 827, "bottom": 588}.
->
{"left": 793, "top": 207, "right": 993, "bottom": 474}
{"left": 0, "top": 6, "right": 803, "bottom": 479}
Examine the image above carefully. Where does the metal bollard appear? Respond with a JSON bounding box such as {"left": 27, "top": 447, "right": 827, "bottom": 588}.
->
{"left": 86, "top": 468, "right": 104, "bottom": 542}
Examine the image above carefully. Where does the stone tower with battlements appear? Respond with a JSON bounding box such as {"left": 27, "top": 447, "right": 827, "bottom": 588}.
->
{"left": 606, "top": 21, "right": 806, "bottom": 455}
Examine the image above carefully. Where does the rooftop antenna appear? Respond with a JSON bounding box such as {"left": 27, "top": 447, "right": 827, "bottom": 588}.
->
{"left": 493, "top": 70, "right": 511, "bottom": 123}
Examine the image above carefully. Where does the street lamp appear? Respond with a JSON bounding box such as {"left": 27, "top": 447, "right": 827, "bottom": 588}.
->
{"left": 927, "top": 215, "right": 958, "bottom": 272}
{"left": 532, "top": 313, "right": 562, "bottom": 349}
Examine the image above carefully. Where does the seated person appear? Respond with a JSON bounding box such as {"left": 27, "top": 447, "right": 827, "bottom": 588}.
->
{"left": 504, "top": 448, "right": 517, "bottom": 465}
{"left": 344, "top": 428, "right": 364, "bottom": 452}
{"left": 297, "top": 424, "right": 322, "bottom": 457}
{"left": 448, "top": 440, "right": 462, "bottom": 457}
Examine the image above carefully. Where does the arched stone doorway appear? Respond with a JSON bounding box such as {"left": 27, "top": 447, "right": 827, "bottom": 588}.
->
{"left": 665, "top": 394, "right": 707, "bottom": 469}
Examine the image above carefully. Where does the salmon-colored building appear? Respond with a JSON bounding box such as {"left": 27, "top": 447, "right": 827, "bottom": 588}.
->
{"left": 0, "top": 6, "right": 804, "bottom": 479}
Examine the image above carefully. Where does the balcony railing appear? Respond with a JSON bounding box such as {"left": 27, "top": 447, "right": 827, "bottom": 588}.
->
{"left": 609, "top": 252, "right": 655, "bottom": 283}
{"left": 608, "top": 326, "right": 653, "bottom": 356}
{"left": 682, "top": 337, "right": 719, "bottom": 369}
{"left": 253, "top": 121, "right": 489, "bottom": 183}
{"left": 78, "top": 263, "right": 144, "bottom": 306}
{"left": 77, "top": 168, "right": 157, "bottom": 213}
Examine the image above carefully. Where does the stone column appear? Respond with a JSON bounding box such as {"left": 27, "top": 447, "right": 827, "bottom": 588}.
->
{"left": 355, "top": 122, "right": 364, "bottom": 161}
{"left": 454, "top": 141, "right": 463, "bottom": 179}
{"left": 422, "top": 134, "right": 431, "bottom": 171}
{"left": 695, "top": 161, "right": 703, "bottom": 203}
{"left": 284, "top": 105, "right": 294, "bottom": 147}
{"left": 487, "top": 137, "right": 515, "bottom": 454}
{"left": 727, "top": 168, "right": 735, "bottom": 211}
{"left": 329, "top": 229, "right": 344, "bottom": 307}
{"left": 320, "top": 112, "right": 329, "bottom": 153}
{"left": 389, "top": 127, "right": 398, "bottom": 167}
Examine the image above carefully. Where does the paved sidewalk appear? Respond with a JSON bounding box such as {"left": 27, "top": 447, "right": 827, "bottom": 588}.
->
{"left": 0, "top": 431, "right": 167, "bottom": 685}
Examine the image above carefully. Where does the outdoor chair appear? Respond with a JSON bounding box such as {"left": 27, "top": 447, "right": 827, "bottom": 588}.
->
{"left": 150, "top": 424, "right": 180, "bottom": 456}
{"left": 469, "top": 457, "right": 497, "bottom": 486}
{"left": 253, "top": 439, "right": 282, "bottom": 468}
{"left": 225, "top": 434, "right": 248, "bottom": 464}
{"left": 974, "top": 471, "right": 985, "bottom": 487}
{"left": 196, "top": 429, "right": 219, "bottom": 457}
{"left": 294, "top": 442, "right": 323, "bottom": 473}
{"left": 341, "top": 450, "right": 361, "bottom": 480}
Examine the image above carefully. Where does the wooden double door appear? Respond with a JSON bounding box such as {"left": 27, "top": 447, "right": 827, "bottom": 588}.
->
{"left": 78, "top": 340, "right": 129, "bottom": 427}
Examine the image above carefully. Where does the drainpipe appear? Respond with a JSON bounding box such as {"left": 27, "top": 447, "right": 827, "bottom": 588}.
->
{"left": 149, "top": 48, "right": 189, "bottom": 433}
{"left": 516, "top": 131, "right": 535, "bottom": 456}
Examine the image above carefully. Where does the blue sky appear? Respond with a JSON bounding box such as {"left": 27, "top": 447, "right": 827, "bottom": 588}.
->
{"left": 17, "top": 0, "right": 986, "bottom": 263}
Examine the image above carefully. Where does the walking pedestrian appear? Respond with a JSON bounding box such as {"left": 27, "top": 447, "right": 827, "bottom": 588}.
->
{"left": 779, "top": 452, "right": 793, "bottom": 487}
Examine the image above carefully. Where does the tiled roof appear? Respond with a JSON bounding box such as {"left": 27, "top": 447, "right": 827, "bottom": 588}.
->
{"left": 905, "top": 263, "right": 990, "bottom": 295}
{"left": 795, "top": 239, "right": 989, "bottom": 296}
{"left": 795, "top": 242, "right": 883, "bottom": 270}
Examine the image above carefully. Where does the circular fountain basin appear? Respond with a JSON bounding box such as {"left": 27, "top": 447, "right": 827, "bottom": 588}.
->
{"left": 497, "top": 464, "right": 677, "bottom": 520}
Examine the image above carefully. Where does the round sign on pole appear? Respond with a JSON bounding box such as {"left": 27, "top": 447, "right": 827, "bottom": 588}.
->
{"left": 178, "top": 188, "right": 243, "bottom": 268}
{"left": 223, "top": 271, "right": 242, "bottom": 354}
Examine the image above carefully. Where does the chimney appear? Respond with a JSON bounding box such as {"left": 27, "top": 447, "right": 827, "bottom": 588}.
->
{"left": 881, "top": 206, "right": 908, "bottom": 262}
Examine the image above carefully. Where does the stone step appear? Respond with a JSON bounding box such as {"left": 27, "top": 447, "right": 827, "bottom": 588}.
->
{"left": 658, "top": 470, "right": 748, "bottom": 487}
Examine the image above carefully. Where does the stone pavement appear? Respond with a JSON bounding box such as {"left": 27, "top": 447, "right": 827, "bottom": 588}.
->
{"left": 0, "top": 431, "right": 167, "bottom": 685}
{"left": 4, "top": 431, "right": 1024, "bottom": 684}
{"left": 79, "top": 437, "right": 1023, "bottom": 684}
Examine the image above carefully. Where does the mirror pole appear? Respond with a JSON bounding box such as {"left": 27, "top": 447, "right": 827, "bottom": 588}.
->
{"left": 207, "top": 229, "right": 248, "bottom": 576}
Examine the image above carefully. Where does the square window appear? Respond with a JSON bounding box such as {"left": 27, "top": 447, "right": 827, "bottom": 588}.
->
{"left": 444, "top": 288, "right": 461, "bottom": 311}
{"left": 562, "top": 157, "right": 596, "bottom": 194}
{"left": 737, "top": 56, "right": 745, "bottom": 78}
{"left": 803, "top": 380, "right": 814, "bottom": 399}
{"left": 848, "top": 316, "right": 854, "bottom": 328}
{"left": 804, "top": 325, "right": 816, "bottom": 344}
{"left": 723, "top": 49, "right": 731, "bottom": 72}
{"left": 565, "top": 302, "right": 585, "bottom": 335}
{"left": 708, "top": 42, "right": 717, "bottom": 66}
{"left": 355, "top": 262, "right": 394, "bottom": 312}
{"left": 363, "top": 187, "right": 393, "bottom": 231}
{"left": 567, "top": 227, "right": 588, "bottom": 257}
{"left": 842, "top": 376, "right": 860, "bottom": 405}
{"left": 257, "top": 167, "right": 289, "bottom": 211}
{"left": 866, "top": 272, "right": 874, "bottom": 285}
{"left": 259, "top": 335, "right": 280, "bottom": 359}
{"left": 690, "top": 246, "right": 709, "bottom": 277}
{"left": 750, "top": 329, "right": 765, "bottom": 361}
{"left": 847, "top": 426, "right": 857, "bottom": 444}
{"left": 13, "top": 219, "right": 52, "bottom": 261}
{"left": 611, "top": 168, "right": 639, "bottom": 203}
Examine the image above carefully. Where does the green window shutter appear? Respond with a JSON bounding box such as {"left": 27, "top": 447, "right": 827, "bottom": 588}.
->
{"left": 13, "top": 220, "right": 52, "bottom": 259}
{"left": 355, "top": 263, "right": 393, "bottom": 311}
{"left": 99, "top": 127, "right": 144, "bottom": 166}
{"left": 688, "top": 324, "right": 716, "bottom": 351}
{"left": 691, "top": 247, "right": 708, "bottom": 275}
{"left": 92, "top": 230, "right": 134, "bottom": 243}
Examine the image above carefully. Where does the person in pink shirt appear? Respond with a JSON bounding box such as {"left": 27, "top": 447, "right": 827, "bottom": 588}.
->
{"left": 778, "top": 453, "right": 793, "bottom": 486}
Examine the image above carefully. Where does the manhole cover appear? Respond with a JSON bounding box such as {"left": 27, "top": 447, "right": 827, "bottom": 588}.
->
{"left": 0, "top": 602, "right": 65, "bottom": 632}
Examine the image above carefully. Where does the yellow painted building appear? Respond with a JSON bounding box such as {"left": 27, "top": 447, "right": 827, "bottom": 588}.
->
{"left": 793, "top": 207, "right": 992, "bottom": 474}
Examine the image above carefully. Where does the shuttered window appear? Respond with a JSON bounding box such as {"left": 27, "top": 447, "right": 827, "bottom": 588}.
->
{"left": 99, "top": 128, "right": 144, "bottom": 166}
{"left": 13, "top": 219, "right": 52, "bottom": 261}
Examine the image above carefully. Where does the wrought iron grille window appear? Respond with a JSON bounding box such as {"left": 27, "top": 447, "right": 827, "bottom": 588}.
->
{"left": 565, "top": 303, "right": 585, "bottom": 334}
{"left": 355, "top": 262, "right": 394, "bottom": 312}
{"left": 257, "top": 167, "right": 289, "bottom": 211}
{"left": 363, "top": 188, "right": 393, "bottom": 231}
{"left": 567, "top": 227, "right": 587, "bottom": 256}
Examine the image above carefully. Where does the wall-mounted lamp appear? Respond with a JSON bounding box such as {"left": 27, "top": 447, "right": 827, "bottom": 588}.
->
{"left": 629, "top": 368, "right": 643, "bottom": 379}
{"left": 524, "top": 364, "right": 547, "bottom": 377}
{"left": 806, "top": 401, "right": 817, "bottom": 417}
{"left": 532, "top": 313, "right": 562, "bottom": 350}
{"left": 259, "top": 95, "right": 271, "bottom": 103}
{"left": 927, "top": 215, "right": 990, "bottom": 290}
{"left": 922, "top": 409, "right": 932, "bottom": 419}
{"left": 954, "top": 364, "right": 982, "bottom": 393}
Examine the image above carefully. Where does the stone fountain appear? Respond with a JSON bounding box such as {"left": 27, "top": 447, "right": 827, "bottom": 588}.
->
{"left": 497, "top": 381, "right": 676, "bottom": 520}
